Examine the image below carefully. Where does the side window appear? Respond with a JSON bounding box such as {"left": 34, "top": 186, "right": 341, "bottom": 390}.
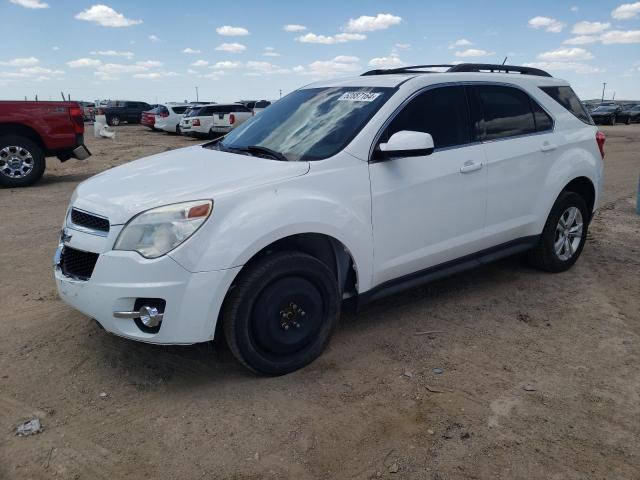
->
{"left": 384, "top": 86, "right": 471, "bottom": 149}
{"left": 172, "top": 106, "right": 188, "bottom": 114}
{"left": 530, "top": 99, "right": 553, "bottom": 132}
{"left": 540, "top": 86, "right": 593, "bottom": 125}
{"left": 475, "top": 85, "right": 536, "bottom": 140}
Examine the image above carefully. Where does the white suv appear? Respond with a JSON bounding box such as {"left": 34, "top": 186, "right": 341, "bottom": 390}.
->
{"left": 154, "top": 103, "right": 190, "bottom": 134}
{"left": 54, "top": 63, "right": 604, "bottom": 375}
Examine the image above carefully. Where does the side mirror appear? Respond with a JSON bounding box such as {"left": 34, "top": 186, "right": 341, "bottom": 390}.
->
{"left": 377, "top": 130, "right": 434, "bottom": 159}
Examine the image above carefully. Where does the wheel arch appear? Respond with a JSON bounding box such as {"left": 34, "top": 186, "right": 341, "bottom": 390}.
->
{"left": 0, "top": 123, "right": 45, "bottom": 152}
{"left": 560, "top": 176, "right": 596, "bottom": 221}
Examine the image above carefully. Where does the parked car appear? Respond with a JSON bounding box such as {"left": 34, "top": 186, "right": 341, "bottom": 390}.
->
{"left": 590, "top": 105, "right": 623, "bottom": 125}
{"left": 617, "top": 104, "right": 640, "bottom": 124}
{"left": 155, "top": 103, "right": 190, "bottom": 134}
{"left": 208, "top": 103, "right": 253, "bottom": 136}
{"left": 238, "top": 100, "right": 272, "bottom": 113}
{"left": 0, "top": 101, "right": 90, "bottom": 187}
{"left": 54, "top": 63, "right": 604, "bottom": 375}
{"left": 104, "top": 100, "right": 152, "bottom": 126}
{"left": 141, "top": 107, "right": 160, "bottom": 131}
{"left": 179, "top": 104, "right": 216, "bottom": 138}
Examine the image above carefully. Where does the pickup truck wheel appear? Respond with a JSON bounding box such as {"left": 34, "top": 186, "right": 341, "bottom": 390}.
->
{"left": 223, "top": 251, "right": 340, "bottom": 375}
{"left": 528, "top": 191, "right": 588, "bottom": 273}
{"left": 108, "top": 116, "right": 120, "bottom": 126}
{"left": 0, "top": 135, "right": 45, "bottom": 188}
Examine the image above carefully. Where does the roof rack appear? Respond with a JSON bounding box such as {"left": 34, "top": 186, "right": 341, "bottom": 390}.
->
{"left": 361, "top": 63, "right": 552, "bottom": 78}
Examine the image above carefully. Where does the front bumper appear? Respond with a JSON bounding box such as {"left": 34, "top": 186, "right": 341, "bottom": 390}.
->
{"left": 53, "top": 230, "right": 241, "bottom": 344}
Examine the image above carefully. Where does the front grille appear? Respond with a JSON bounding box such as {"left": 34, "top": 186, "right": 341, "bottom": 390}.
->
{"left": 70, "top": 208, "right": 110, "bottom": 233}
{"left": 61, "top": 247, "right": 99, "bottom": 280}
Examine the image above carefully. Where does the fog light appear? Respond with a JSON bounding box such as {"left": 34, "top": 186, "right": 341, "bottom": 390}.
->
{"left": 113, "top": 305, "right": 164, "bottom": 327}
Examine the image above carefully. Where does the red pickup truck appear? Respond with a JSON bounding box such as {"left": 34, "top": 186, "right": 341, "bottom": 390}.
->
{"left": 0, "top": 101, "right": 91, "bottom": 187}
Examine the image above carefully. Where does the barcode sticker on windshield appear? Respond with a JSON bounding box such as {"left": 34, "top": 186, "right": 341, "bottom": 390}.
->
{"left": 337, "top": 92, "right": 382, "bottom": 102}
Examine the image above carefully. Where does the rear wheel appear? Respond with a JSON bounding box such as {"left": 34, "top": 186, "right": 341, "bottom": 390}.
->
{"left": 609, "top": 115, "right": 616, "bottom": 126}
{"left": 108, "top": 115, "right": 120, "bottom": 126}
{"left": 528, "top": 191, "right": 589, "bottom": 273}
{"left": 625, "top": 116, "right": 631, "bottom": 125}
{"left": 223, "top": 251, "right": 340, "bottom": 375}
{"left": 175, "top": 124, "right": 181, "bottom": 135}
{"left": 0, "top": 135, "right": 45, "bottom": 188}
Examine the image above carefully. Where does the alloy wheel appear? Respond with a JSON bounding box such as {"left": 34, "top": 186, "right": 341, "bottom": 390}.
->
{"left": 554, "top": 206, "right": 583, "bottom": 261}
{"left": 0, "top": 145, "right": 35, "bottom": 179}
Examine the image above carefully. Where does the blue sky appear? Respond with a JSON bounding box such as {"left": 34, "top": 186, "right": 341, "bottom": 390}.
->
{"left": 1, "top": 0, "right": 639, "bottom": 103}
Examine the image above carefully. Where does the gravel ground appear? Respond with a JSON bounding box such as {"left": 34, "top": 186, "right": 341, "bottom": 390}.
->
{"left": 0, "top": 124, "right": 638, "bottom": 480}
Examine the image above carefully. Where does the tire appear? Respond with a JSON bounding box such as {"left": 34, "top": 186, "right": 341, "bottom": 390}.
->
{"left": 609, "top": 116, "right": 615, "bottom": 126}
{"left": 528, "top": 191, "right": 589, "bottom": 273}
{"left": 625, "top": 117, "right": 631, "bottom": 125}
{"left": 175, "top": 125, "right": 181, "bottom": 135}
{"left": 0, "top": 135, "right": 46, "bottom": 188}
{"left": 223, "top": 251, "right": 340, "bottom": 375}
{"left": 108, "top": 115, "right": 120, "bottom": 126}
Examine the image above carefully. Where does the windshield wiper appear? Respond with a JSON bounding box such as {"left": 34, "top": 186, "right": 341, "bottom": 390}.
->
{"left": 244, "top": 145, "right": 288, "bottom": 161}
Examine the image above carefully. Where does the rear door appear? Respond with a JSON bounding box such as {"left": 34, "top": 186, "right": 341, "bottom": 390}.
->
{"left": 470, "top": 84, "right": 555, "bottom": 245}
{"left": 369, "top": 85, "right": 488, "bottom": 285}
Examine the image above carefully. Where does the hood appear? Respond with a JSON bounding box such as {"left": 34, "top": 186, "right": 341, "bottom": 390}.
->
{"left": 72, "top": 145, "right": 309, "bottom": 224}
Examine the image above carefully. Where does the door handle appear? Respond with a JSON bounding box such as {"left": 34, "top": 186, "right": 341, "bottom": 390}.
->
{"left": 460, "top": 161, "right": 483, "bottom": 173}
{"left": 540, "top": 142, "right": 557, "bottom": 152}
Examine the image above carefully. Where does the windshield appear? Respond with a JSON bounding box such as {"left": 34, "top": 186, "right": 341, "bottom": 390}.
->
{"left": 217, "top": 87, "right": 394, "bottom": 161}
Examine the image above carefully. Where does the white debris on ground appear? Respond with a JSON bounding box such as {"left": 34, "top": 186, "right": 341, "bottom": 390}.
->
{"left": 16, "top": 419, "right": 43, "bottom": 437}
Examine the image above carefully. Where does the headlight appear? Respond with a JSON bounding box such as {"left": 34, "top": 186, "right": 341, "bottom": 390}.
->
{"left": 114, "top": 200, "right": 213, "bottom": 258}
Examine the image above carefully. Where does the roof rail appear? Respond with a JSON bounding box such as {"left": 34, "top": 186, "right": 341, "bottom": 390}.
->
{"left": 361, "top": 65, "right": 454, "bottom": 76}
{"left": 447, "top": 63, "right": 552, "bottom": 77}
{"left": 361, "top": 63, "right": 552, "bottom": 78}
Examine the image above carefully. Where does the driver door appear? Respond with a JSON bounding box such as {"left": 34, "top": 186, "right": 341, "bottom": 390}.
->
{"left": 369, "top": 85, "right": 488, "bottom": 286}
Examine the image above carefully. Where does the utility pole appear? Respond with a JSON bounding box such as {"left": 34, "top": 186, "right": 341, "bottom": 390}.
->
{"left": 195, "top": 86, "right": 199, "bottom": 102}
{"left": 601, "top": 82, "right": 607, "bottom": 102}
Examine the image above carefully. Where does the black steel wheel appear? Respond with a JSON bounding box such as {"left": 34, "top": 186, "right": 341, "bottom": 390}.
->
{"left": 223, "top": 251, "right": 340, "bottom": 375}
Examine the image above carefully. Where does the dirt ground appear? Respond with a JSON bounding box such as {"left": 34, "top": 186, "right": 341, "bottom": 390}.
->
{"left": 0, "top": 125, "right": 639, "bottom": 480}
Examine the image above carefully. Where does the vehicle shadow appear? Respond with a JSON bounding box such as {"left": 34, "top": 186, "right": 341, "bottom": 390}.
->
{"left": 82, "top": 254, "right": 531, "bottom": 390}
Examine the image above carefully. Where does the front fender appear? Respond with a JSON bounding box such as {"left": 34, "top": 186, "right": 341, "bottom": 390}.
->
{"left": 169, "top": 157, "right": 374, "bottom": 291}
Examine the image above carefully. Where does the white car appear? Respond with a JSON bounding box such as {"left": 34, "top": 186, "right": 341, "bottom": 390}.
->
{"left": 179, "top": 104, "right": 252, "bottom": 139}
{"left": 154, "top": 103, "right": 190, "bottom": 134}
{"left": 54, "top": 63, "right": 604, "bottom": 375}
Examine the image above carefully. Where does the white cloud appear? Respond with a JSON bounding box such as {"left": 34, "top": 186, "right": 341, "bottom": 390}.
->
{"left": 67, "top": 58, "right": 102, "bottom": 68}
{"left": 448, "top": 38, "right": 473, "bottom": 49}
{"left": 191, "top": 59, "right": 209, "bottom": 67}
{"left": 368, "top": 54, "right": 404, "bottom": 68}
{"left": 17, "top": 66, "right": 64, "bottom": 78}
{"left": 133, "top": 71, "right": 179, "bottom": 79}
{"left": 528, "top": 16, "right": 566, "bottom": 33}
{"left": 182, "top": 48, "right": 201, "bottom": 54}
{"left": 187, "top": 68, "right": 197, "bottom": 74}
{"left": 296, "top": 56, "right": 361, "bottom": 76}
{"left": 454, "top": 48, "right": 495, "bottom": 58}
{"left": 211, "top": 61, "right": 243, "bottom": 69}
{"left": 91, "top": 50, "right": 134, "bottom": 58}
{"left": 570, "top": 5, "right": 579, "bottom": 12}
{"left": 75, "top": 4, "right": 142, "bottom": 27}
{"left": 600, "top": 29, "right": 640, "bottom": 43}
{"left": 52, "top": 46, "right": 60, "bottom": 51}
{"left": 563, "top": 35, "right": 599, "bottom": 45}
{"left": 215, "top": 42, "right": 246, "bottom": 53}
{"left": 136, "top": 60, "right": 163, "bottom": 68}
{"left": 345, "top": 13, "right": 402, "bottom": 32}
{"left": 538, "top": 47, "right": 593, "bottom": 61}
{"left": 524, "top": 61, "right": 603, "bottom": 74}
{"left": 216, "top": 25, "right": 249, "bottom": 36}
{"left": 393, "top": 43, "right": 411, "bottom": 51}
{"left": 611, "top": 2, "right": 640, "bottom": 19}
{"left": 148, "top": 34, "right": 160, "bottom": 42}
{"left": 9, "top": 0, "right": 48, "bottom": 9}
{"left": 296, "top": 32, "right": 366, "bottom": 44}
{"left": 283, "top": 24, "right": 306, "bottom": 32}
{"left": 0, "top": 57, "right": 39, "bottom": 67}
{"left": 572, "top": 21, "right": 610, "bottom": 34}
{"left": 334, "top": 55, "right": 360, "bottom": 63}
{"left": 96, "top": 63, "right": 147, "bottom": 75}
{"left": 263, "top": 47, "right": 281, "bottom": 57}
{"left": 245, "top": 61, "right": 289, "bottom": 74}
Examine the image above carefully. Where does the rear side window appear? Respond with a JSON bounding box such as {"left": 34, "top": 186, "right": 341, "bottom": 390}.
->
{"left": 199, "top": 106, "right": 215, "bottom": 115}
{"left": 540, "top": 86, "right": 593, "bottom": 125}
{"left": 384, "top": 85, "right": 471, "bottom": 149}
{"left": 475, "top": 85, "right": 536, "bottom": 140}
{"left": 530, "top": 100, "right": 553, "bottom": 132}
{"left": 171, "top": 106, "right": 188, "bottom": 114}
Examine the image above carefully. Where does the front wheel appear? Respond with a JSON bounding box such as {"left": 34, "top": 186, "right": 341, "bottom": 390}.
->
{"left": 625, "top": 116, "right": 631, "bottom": 125}
{"left": 223, "top": 251, "right": 340, "bottom": 375}
{"left": 609, "top": 116, "right": 616, "bottom": 126}
{"left": 0, "top": 135, "right": 45, "bottom": 188}
{"left": 528, "top": 191, "right": 589, "bottom": 272}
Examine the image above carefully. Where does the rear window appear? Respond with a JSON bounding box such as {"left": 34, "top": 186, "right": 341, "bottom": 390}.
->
{"left": 540, "top": 86, "right": 593, "bottom": 125}
{"left": 184, "top": 107, "right": 202, "bottom": 117}
{"left": 171, "top": 106, "right": 188, "bottom": 114}
{"left": 255, "top": 101, "right": 271, "bottom": 108}
{"left": 212, "top": 105, "right": 250, "bottom": 114}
